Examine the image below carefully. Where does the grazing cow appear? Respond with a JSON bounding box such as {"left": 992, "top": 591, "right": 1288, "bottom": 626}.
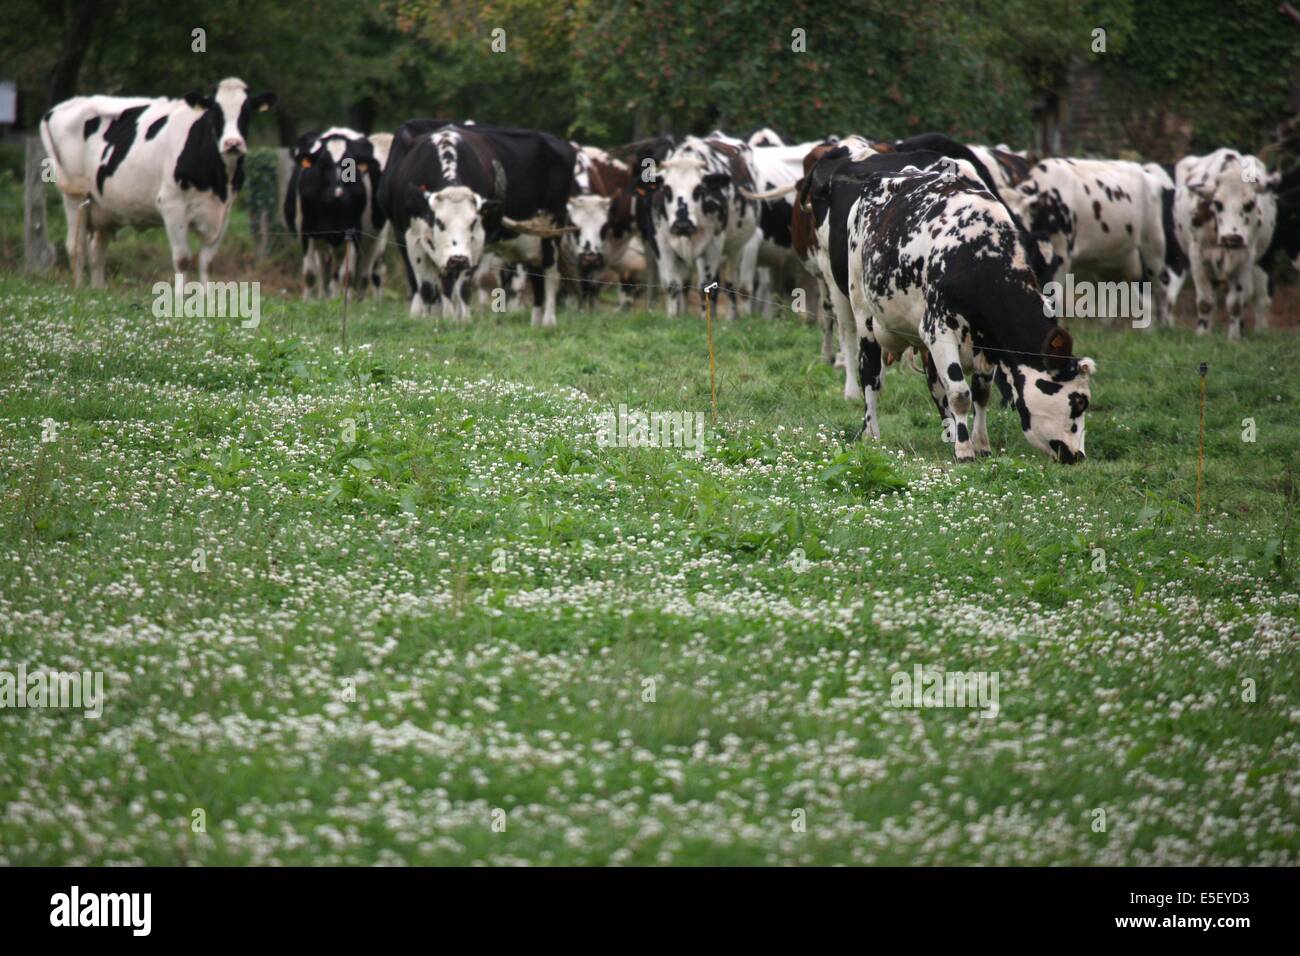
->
{"left": 40, "top": 77, "right": 276, "bottom": 287}
{"left": 783, "top": 140, "right": 986, "bottom": 403}
{"left": 284, "top": 127, "right": 390, "bottom": 299}
{"left": 564, "top": 145, "right": 642, "bottom": 309}
{"left": 1173, "top": 149, "right": 1278, "bottom": 339}
{"left": 636, "top": 135, "right": 759, "bottom": 319}
{"left": 844, "top": 163, "right": 1097, "bottom": 463}
{"left": 378, "top": 120, "right": 576, "bottom": 325}
{"left": 1004, "top": 158, "right": 1170, "bottom": 326}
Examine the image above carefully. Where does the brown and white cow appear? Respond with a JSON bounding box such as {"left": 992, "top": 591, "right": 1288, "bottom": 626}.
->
{"left": 564, "top": 145, "right": 645, "bottom": 309}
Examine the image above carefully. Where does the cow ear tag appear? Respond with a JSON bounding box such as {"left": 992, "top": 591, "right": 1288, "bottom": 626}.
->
{"left": 300, "top": 157, "right": 312, "bottom": 169}
{"left": 358, "top": 163, "right": 368, "bottom": 173}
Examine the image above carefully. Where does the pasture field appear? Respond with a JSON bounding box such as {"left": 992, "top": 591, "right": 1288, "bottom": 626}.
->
{"left": 0, "top": 267, "right": 1298, "bottom": 866}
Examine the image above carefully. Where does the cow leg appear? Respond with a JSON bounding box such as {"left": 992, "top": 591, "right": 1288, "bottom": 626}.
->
{"left": 302, "top": 241, "right": 320, "bottom": 300}
{"left": 1139, "top": 250, "right": 1167, "bottom": 330}
{"left": 196, "top": 223, "right": 229, "bottom": 288}
{"left": 859, "top": 332, "right": 884, "bottom": 440}
{"left": 829, "top": 283, "right": 861, "bottom": 402}
{"left": 970, "top": 362, "right": 994, "bottom": 457}
{"left": 618, "top": 274, "right": 636, "bottom": 311}
{"left": 810, "top": 282, "right": 833, "bottom": 363}
{"left": 60, "top": 194, "right": 89, "bottom": 288}
{"left": 88, "top": 228, "right": 110, "bottom": 289}
{"left": 1161, "top": 266, "right": 1185, "bottom": 327}
{"left": 755, "top": 266, "right": 773, "bottom": 319}
{"left": 926, "top": 329, "right": 975, "bottom": 461}
{"left": 1191, "top": 259, "right": 1216, "bottom": 336}
{"left": 658, "top": 254, "right": 684, "bottom": 318}
{"left": 458, "top": 273, "right": 473, "bottom": 321}
{"left": 159, "top": 200, "right": 193, "bottom": 286}
{"left": 1252, "top": 263, "right": 1271, "bottom": 330}
{"left": 1226, "top": 270, "right": 1250, "bottom": 342}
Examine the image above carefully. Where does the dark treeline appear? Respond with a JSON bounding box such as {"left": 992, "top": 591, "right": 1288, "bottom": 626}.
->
{"left": 4, "top": 0, "right": 1298, "bottom": 158}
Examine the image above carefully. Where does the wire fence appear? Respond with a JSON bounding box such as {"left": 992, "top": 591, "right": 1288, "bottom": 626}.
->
{"left": 6, "top": 199, "right": 1272, "bottom": 373}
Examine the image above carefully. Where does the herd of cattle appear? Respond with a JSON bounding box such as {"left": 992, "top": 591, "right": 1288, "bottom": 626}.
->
{"left": 38, "top": 77, "right": 1300, "bottom": 463}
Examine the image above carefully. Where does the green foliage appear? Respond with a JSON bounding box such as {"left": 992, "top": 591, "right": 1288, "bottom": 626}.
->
{"left": 1110, "top": 0, "right": 1300, "bottom": 151}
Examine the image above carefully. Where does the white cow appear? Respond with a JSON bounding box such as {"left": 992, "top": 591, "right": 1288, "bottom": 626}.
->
{"left": 41, "top": 77, "right": 276, "bottom": 287}
{"left": 1003, "top": 158, "right": 1169, "bottom": 327}
{"left": 1173, "top": 149, "right": 1277, "bottom": 339}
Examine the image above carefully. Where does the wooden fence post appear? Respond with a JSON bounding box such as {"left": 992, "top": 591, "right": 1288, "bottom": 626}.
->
{"left": 24, "top": 137, "right": 57, "bottom": 273}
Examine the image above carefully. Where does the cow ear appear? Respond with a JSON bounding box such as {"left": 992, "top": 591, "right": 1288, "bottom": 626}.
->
{"left": 1041, "top": 326, "right": 1074, "bottom": 369}
{"left": 184, "top": 92, "right": 213, "bottom": 111}
{"left": 251, "top": 92, "right": 277, "bottom": 113}
{"left": 404, "top": 183, "right": 432, "bottom": 216}
{"left": 702, "top": 172, "right": 731, "bottom": 191}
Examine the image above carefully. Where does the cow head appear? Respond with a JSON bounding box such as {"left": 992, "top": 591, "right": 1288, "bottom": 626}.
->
{"left": 406, "top": 184, "right": 495, "bottom": 275}
{"left": 1188, "top": 152, "right": 1268, "bottom": 252}
{"left": 1001, "top": 327, "right": 1096, "bottom": 464}
{"left": 645, "top": 153, "right": 730, "bottom": 240}
{"left": 565, "top": 194, "right": 611, "bottom": 273}
{"left": 293, "top": 131, "right": 374, "bottom": 224}
{"left": 184, "top": 77, "right": 276, "bottom": 157}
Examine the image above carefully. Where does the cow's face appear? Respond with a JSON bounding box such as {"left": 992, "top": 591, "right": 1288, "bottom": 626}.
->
{"left": 185, "top": 77, "right": 276, "bottom": 157}
{"left": 654, "top": 156, "right": 729, "bottom": 239}
{"left": 566, "top": 194, "right": 611, "bottom": 272}
{"left": 296, "top": 134, "right": 372, "bottom": 217}
{"left": 410, "top": 185, "right": 488, "bottom": 274}
{"left": 1189, "top": 156, "right": 1262, "bottom": 252}
{"left": 1006, "top": 356, "right": 1096, "bottom": 464}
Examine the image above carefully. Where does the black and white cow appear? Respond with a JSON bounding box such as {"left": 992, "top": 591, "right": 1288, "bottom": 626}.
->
{"left": 1173, "top": 149, "right": 1277, "bottom": 339}
{"left": 40, "top": 77, "right": 276, "bottom": 287}
{"left": 636, "top": 135, "right": 759, "bottom": 319}
{"left": 1003, "top": 158, "right": 1169, "bottom": 326}
{"left": 378, "top": 121, "right": 576, "bottom": 325}
{"left": 892, "top": 133, "right": 1059, "bottom": 287}
{"left": 285, "top": 127, "right": 391, "bottom": 299}
{"left": 842, "top": 162, "right": 1096, "bottom": 463}
{"left": 622, "top": 135, "right": 677, "bottom": 308}
{"left": 791, "top": 141, "right": 989, "bottom": 403}
{"left": 716, "top": 132, "right": 823, "bottom": 318}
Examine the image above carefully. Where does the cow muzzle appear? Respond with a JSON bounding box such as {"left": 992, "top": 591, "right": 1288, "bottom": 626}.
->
{"left": 221, "top": 138, "right": 247, "bottom": 156}
{"left": 670, "top": 219, "right": 697, "bottom": 237}
{"left": 445, "top": 255, "right": 471, "bottom": 273}
{"left": 578, "top": 252, "right": 604, "bottom": 271}
{"left": 1219, "top": 234, "right": 1246, "bottom": 250}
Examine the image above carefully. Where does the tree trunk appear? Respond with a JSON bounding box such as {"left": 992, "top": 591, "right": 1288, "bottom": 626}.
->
{"left": 46, "top": 0, "right": 116, "bottom": 109}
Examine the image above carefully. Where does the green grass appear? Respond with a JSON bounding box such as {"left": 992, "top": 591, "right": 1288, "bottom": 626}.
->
{"left": 0, "top": 266, "right": 1297, "bottom": 866}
